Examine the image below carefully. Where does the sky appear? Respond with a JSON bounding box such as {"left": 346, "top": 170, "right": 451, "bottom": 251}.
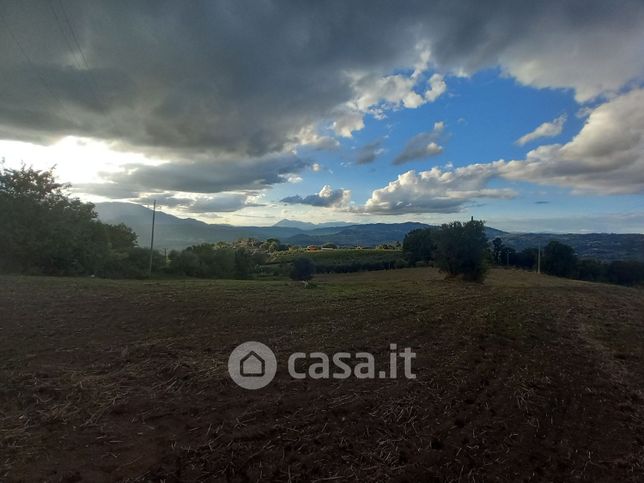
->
{"left": 1, "top": 0, "right": 644, "bottom": 232}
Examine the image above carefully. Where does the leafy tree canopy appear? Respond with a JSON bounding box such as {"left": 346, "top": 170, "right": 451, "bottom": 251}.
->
{"left": 433, "top": 220, "right": 489, "bottom": 281}
{"left": 0, "top": 165, "right": 138, "bottom": 276}
{"left": 542, "top": 240, "right": 577, "bottom": 277}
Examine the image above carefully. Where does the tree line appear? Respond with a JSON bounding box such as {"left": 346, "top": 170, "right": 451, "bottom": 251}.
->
{"left": 1, "top": 166, "right": 138, "bottom": 276}
{"left": 490, "top": 237, "right": 644, "bottom": 286}
{"left": 403, "top": 224, "right": 644, "bottom": 286}
{"left": 0, "top": 166, "right": 267, "bottom": 279}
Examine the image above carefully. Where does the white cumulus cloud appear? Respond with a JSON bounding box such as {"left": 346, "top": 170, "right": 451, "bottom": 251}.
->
{"left": 424, "top": 74, "right": 447, "bottom": 102}
{"left": 281, "top": 185, "right": 351, "bottom": 209}
{"left": 501, "top": 88, "right": 644, "bottom": 194}
{"left": 516, "top": 114, "right": 567, "bottom": 146}
{"left": 362, "top": 163, "right": 514, "bottom": 214}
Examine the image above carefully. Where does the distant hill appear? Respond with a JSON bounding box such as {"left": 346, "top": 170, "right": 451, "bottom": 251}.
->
{"left": 273, "top": 219, "right": 353, "bottom": 229}
{"left": 285, "top": 222, "right": 431, "bottom": 247}
{"left": 94, "top": 202, "right": 305, "bottom": 249}
{"left": 94, "top": 202, "right": 644, "bottom": 261}
{"left": 286, "top": 224, "right": 507, "bottom": 247}
{"left": 498, "top": 232, "right": 644, "bottom": 262}
{"left": 95, "top": 203, "right": 435, "bottom": 249}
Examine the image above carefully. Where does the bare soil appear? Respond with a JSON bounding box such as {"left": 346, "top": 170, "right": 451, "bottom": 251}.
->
{"left": 1, "top": 268, "right": 643, "bottom": 481}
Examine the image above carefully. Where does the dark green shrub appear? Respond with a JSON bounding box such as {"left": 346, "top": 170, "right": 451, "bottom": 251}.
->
{"left": 0, "top": 166, "right": 141, "bottom": 276}
{"left": 542, "top": 241, "right": 577, "bottom": 277}
{"left": 433, "top": 220, "right": 489, "bottom": 282}
{"left": 290, "top": 257, "right": 315, "bottom": 281}
{"left": 402, "top": 228, "right": 434, "bottom": 266}
{"left": 606, "top": 260, "right": 644, "bottom": 286}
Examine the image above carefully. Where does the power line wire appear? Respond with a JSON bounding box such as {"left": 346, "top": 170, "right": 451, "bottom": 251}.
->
{"left": 48, "top": 0, "right": 102, "bottom": 109}
{"left": 55, "top": 0, "right": 121, "bottom": 135}
{"left": 0, "top": 6, "right": 74, "bottom": 121}
{"left": 57, "top": 0, "right": 94, "bottom": 79}
{"left": 48, "top": 1, "right": 84, "bottom": 72}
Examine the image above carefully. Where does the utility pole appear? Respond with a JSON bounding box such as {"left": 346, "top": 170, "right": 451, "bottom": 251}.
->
{"left": 148, "top": 200, "right": 156, "bottom": 277}
{"left": 537, "top": 243, "right": 541, "bottom": 274}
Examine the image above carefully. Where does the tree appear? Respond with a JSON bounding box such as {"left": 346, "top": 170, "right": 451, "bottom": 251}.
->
{"left": 577, "top": 258, "right": 606, "bottom": 282}
{"left": 166, "top": 244, "right": 266, "bottom": 279}
{"left": 500, "top": 246, "right": 516, "bottom": 266}
{"left": 262, "top": 238, "right": 282, "bottom": 252}
{"left": 186, "top": 244, "right": 235, "bottom": 277}
{"left": 514, "top": 248, "right": 538, "bottom": 270}
{"left": 606, "top": 260, "right": 644, "bottom": 286}
{"left": 433, "top": 219, "right": 489, "bottom": 281}
{"left": 0, "top": 166, "right": 109, "bottom": 275}
{"left": 290, "top": 256, "right": 315, "bottom": 281}
{"left": 167, "top": 250, "right": 202, "bottom": 276}
{"left": 235, "top": 237, "right": 262, "bottom": 249}
{"left": 99, "top": 247, "right": 165, "bottom": 279}
{"left": 492, "top": 237, "right": 504, "bottom": 264}
{"left": 234, "top": 247, "right": 264, "bottom": 278}
{"left": 0, "top": 165, "right": 157, "bottom": 278}
{"left": 542, "top": 241, "right": 577, "bottom": 277}
{"left": 402, "top": 228, "right": 434, "bottom": 266}
{"left": 104, "top": 223, "right": 138, "bottom": 251}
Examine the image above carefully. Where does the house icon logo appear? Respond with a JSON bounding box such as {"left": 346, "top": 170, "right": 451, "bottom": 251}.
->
{"left": 228, "top": 341, "right": 277, "bottom": 389}
{"left": 240, "top": 351, "right": 266, "bottom": 377}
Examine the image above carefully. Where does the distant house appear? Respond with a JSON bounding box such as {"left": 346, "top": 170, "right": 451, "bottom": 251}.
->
{"left": 306, "top": 245, "right": 321, "bottom": 251}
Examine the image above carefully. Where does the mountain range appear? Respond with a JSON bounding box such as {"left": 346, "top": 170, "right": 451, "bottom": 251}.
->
{"left": 273, "top": 219, "right": 354, "bottom": 230}
{"left": 94, "top": 202, "right": 644, "bottom": 261}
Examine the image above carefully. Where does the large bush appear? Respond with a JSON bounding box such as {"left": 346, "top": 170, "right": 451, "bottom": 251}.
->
{"left": 514, "top": 248, "right": 538, "bottom": 270}
{"left": 167, "top": 244, "right": 265, "bottom": 279}
{"left": 290, "top": 257, "right": 316, "bottom": 281}
{"left": 542, "top": 240, "right": 577, "bottom": 277}
{"left": 0, "top": 166, "right": 140, "bottom": 276}
{"left": 269, "top": 249, "right": 405, "bottom": 274}
{"left": 99, "top": 247, "right": 165, "bottom": 279}
{"left": 606, "top": 260, "right": 644, "bottom": 286}
{"left": 402, "top": 228, "right": 434, "bottom": 266}
{"left": 433, "top": 220, "right": 489, "bottom": 281}
{"left": 577, "top": 258, "right": 606, "bottom": 282}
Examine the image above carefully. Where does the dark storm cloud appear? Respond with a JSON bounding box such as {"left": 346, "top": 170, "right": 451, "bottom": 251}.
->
{"left": 189, "top": 194, "right": 264, "bottom": 213}
{"left": 72, "top": 182, "right": 140, "bottom": 199}
{"left": 3, "top": 1, "right": 643, "bottom": 152}
{"left": 74, "top": 185, "right": 262, "bottom": 214}
{"left": 102, "top": 155, "right": 309, "bottom": 194}
{"left": 1, "top": 0, "right": 643, "bottom": 197}
{"left": 136, "top": 193, "right": 193, "bottom": 208}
